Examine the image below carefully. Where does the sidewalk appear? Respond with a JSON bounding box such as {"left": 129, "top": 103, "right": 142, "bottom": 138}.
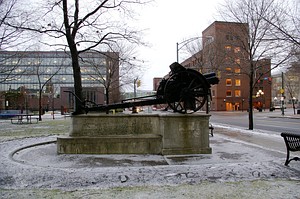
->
{"left": 0, "top": 116, "right": 300, "bottom": 198}
{"left": 255, "top": 107, "right": 300, "bottom": 119}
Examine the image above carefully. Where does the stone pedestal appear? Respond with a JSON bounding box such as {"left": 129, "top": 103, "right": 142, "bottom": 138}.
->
{"left": 57, "top": 113, "right": 211, "bottom": 155}
{"left": 161, "top": 114, "right": 211, "bottom": 155}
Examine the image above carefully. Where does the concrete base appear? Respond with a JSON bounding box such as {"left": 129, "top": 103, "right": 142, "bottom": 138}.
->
{"left": 57, "top": 134, "right": 162, "bottom": 154}
{"left": 57, "top": 113, "right": 211, "bottom": 155}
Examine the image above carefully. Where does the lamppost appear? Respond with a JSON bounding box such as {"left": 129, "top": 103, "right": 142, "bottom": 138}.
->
{"left": 256, "top": 89, "right": 264, "bottom": 112}
{"left": 274, "top": 97, "right": 277, "bottom": 107}
{"left": 292, "top": 97, "right": 296, "bottom": 115}
{"left": 242, "top": 99, "right": 245, "bottom": 112}
{"left": 281, "top": 72, "right": 285, "bottom": 116}
{"left": 223, "top": 99, "right": 226, "bottom": 111}
{"left": 24, "top": 90, "right": 28, "bottom": 114}
{"left": 133, "top": 77, "right": 138, "bottom": 98}
{"left": 50, "top": 91, "right": 55, "bottom": 120}
{"left": 281, "top": 96, "right": 285, "bottom": 116}
{"left": 176, "top": 36, "right": 213, "bottom": 63}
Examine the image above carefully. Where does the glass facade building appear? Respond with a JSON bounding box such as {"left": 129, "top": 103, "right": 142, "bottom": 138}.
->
{"left": 0, "top": 51, "right": 119, "bottom": 112}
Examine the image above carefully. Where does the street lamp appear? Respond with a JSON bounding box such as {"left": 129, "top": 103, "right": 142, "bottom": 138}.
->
{"left": 242, "top": 99, "right": 245, "bottom": 112}
{"left": 292, "top": 97, "right": 296, "bottom": 115}
{"left": 24, "top": 90, "right": 28, "bottom": 114}
{"left": 176, "top": 36, "right": 213, "bottom": 62}
{"left": 133, "top": 77, "right": 138, "bottom": 98}
{"left": 281, "top": 72, "right": 285, "bottom": 116}
{"left": 280, "top": 96, "right": 285, "bottom": 116}
{"left": 256, "top": 89, "right": 264, "bottom": 111}
{"left": 51, "top": 91, "right": 55, "bottom": 120}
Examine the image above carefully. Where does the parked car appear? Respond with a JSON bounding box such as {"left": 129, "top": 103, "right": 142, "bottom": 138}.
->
{"left": 270, "top": 105, "right": 286, "bottom": 111}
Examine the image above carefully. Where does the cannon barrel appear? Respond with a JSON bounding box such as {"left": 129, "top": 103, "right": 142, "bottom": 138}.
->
{"left": 63, "top": 90, "right": 165, "bottom": 113}
{"left": 66, "top": 62, "right": 219, "bottom": 114}
{"left": 203, "top": 72, "right": 219, "bottom": 86}
{"left": 87, "top": 98, "right": 165, "bottom": 112}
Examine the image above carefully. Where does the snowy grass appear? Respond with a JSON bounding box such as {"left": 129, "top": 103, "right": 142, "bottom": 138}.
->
{"left": 1, "top": 179, "right": 300, "bottom": 199}
{"left": 0, "top": 117, "right": 70, "bottom": 141}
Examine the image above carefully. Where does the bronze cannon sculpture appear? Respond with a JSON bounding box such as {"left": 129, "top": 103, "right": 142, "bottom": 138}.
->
{"left": 67, "top": 62, "right": 219, "bottom": 114}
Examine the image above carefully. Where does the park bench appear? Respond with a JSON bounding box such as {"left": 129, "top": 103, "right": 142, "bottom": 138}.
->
{"left": 209, "top": 123, "right": 214, "bottom": 137}
{"left": 10, "top": 114, "right": 38, "bottom": 124}
{"left": 281, "top": 132, "right": 300, "bottom": 166}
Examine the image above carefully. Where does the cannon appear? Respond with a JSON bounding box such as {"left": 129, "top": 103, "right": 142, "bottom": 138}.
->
{"left": 67, "top": 62, "right": 219, "bottom": 114}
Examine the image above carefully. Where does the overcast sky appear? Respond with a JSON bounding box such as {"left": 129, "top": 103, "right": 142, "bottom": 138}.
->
{"left": 135, "top": 0, "right": 223, "bottom": 90}
{"left": 7, "top": 0, "right": 223, "bottom": 91}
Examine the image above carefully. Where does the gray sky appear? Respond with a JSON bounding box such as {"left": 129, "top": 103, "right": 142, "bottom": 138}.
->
{"left": 136, "top": 0, "right": 223, "bottom": 90}
{"left": 5, "top": 0, "right": 223, "bottom": 91}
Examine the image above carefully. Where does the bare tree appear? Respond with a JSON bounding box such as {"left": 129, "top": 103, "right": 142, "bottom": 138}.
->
{"left": 259, "top": 0, "right": 300, "bottom": 47}
{"left": 117, "top": 44, "right": 146, "bottom": 94}
{"left": 6, "top": 0, "right": 149, "bottom": 114}
{"left": 218, "top": 0, "right": 293, "bottom": 130}
{"left": 0, "top": 52, "right": 19, "bottom": 83}
{"left": 180, "top": 38, "right": 204, "bottom": 71}
{"left": 0, "top": 0, "right": 31, "bottom": 83}
{"left": 182, "top": 37, "right": 228, "bottom": 74}
{"left": 33, "top": 55, "right": 62, "bottom": 121}
{"left": 285, "top": 48, "right": 300, "bottom": 114}
{"left": 84, "top": 51, "right": 120, "bottom": 107}
{"left": 0, "top": 0, "right": 27, "bottom": 50}
{"left": 86, "top": 42, "right": 145, "bottom": 108}
{"left": 285, "top": 74, "right": 298, "bottom": 114}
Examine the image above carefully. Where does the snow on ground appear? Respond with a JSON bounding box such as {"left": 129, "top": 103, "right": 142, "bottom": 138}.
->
{"left": 0, "top": 113, "right": 300, "bottom": 198}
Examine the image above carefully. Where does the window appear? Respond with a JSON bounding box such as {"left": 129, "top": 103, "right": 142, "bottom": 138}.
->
{"left": 235, "top": 79, "right": 241, "bottom": 86}
{"left": 234, "top": 68, "right": 241, "bottom": 74}
{"left": 226, "top": 90, "right": 232, "bottom": 97}
{"left": 225, "top": 45, "right": 231, "bottom": 51}
{"left": 226, "top": 79, "right": 232, "bottom": 86}
{"left": 235, "top": 58, "right": 240, "bottom": 64}
{"left": 226, "top": 35, "right": 240, "bottom": 41}
{"left": 235, "top": 90, "right": 241, "bottom": 97}
{"left": 234, "top": 47, "right": 241, "bottom": 53}
{"left": 225, "top": 67, "right": 232, "bottom": 72}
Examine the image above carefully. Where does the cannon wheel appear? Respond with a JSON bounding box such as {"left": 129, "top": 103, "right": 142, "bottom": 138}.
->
{"left": 164, "top": 69, "right": 209, "bottom": 114}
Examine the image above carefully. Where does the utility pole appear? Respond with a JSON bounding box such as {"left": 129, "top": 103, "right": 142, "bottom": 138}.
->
{"left": 281, "top": 72, "right": 284, "bottom": 116}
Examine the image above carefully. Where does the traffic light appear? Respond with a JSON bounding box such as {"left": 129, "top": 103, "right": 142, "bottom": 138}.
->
{"left": 137, "top": 80, "right": 141, "bottom": 87}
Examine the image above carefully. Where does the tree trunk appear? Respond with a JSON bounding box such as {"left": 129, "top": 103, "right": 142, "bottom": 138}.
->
{"left": 248, "top": 64, "right": 254, "bottom": 130}
{"left": 63, "top": 0, "right": 83, "bottom": 115}
{"left": 70, "top": 49, "right": 84, "bottom": 115}
{"left": 248, "top": 89, "right": 254, "bottom": 130}
{"left": 39, "top": 90, "right": 42, "bottom": 121}
{"left": 105, "top": 87, "right": 109, "bottom": 114}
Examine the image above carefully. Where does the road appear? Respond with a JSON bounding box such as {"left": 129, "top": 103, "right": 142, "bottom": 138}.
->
{"left": 210, "top": 109, "right": 300, "bottom": 135}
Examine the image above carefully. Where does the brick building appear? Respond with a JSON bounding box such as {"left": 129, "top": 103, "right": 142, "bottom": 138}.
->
{"left": 181, "top": 21, "right": 272, "bottom": 111}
